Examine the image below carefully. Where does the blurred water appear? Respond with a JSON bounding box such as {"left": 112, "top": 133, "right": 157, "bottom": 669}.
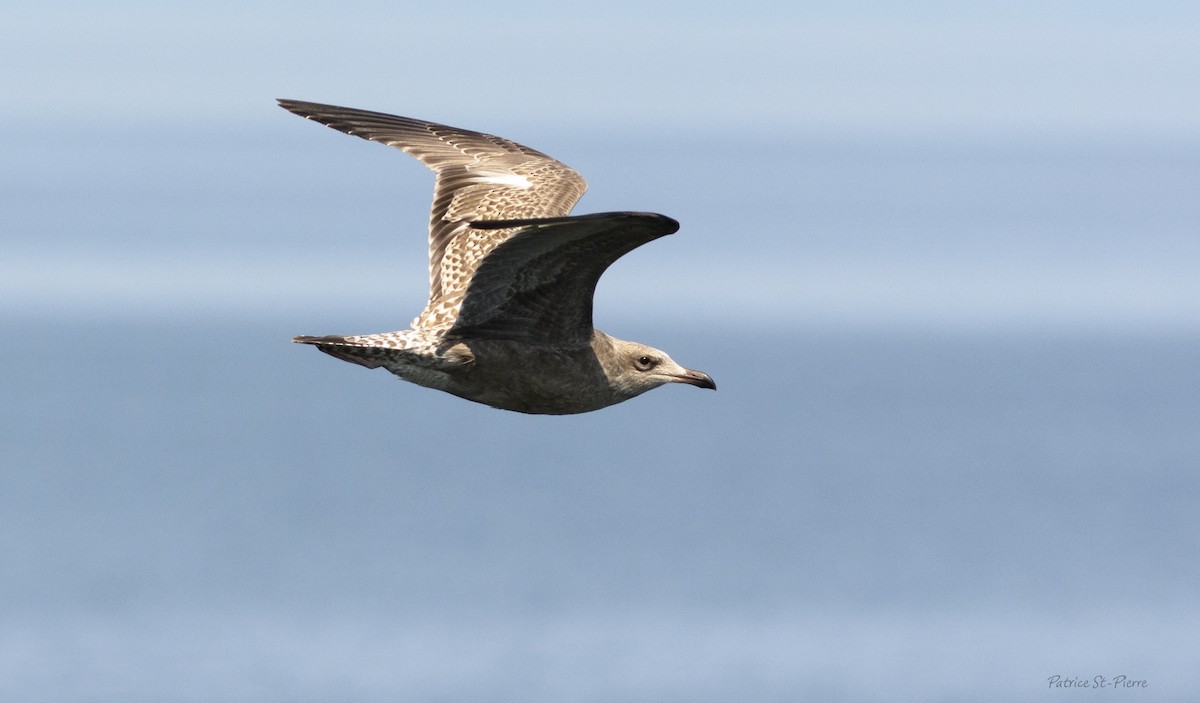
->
{"left": 2, "top": 315, "right": 1197, "bottom": 701}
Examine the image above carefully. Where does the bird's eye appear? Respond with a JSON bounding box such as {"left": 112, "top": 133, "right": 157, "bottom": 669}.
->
{"left": 635, "top": 355, "right": 656, "bottom": 370}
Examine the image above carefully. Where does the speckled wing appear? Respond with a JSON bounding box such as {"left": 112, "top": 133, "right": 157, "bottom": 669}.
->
{"left": 448, "top": 212, "right": 680, "bottom": 346}
{"left": 277, "top": 99, "right": 588, "bottom": 329}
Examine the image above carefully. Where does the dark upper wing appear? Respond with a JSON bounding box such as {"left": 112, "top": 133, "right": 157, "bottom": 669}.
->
{"left": 277, "top": 99, "right": 588, "bottom": 325}
{"left": 447, "top": 212, "right": 680, "bottom": 346}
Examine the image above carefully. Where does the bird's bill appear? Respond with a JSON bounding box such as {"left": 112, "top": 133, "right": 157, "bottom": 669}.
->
{"left": 669, "top": 368, "right": 717, "bottom": 390}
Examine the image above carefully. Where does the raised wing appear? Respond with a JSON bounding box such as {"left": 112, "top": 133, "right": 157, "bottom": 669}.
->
{"left": 447, "top": 212, "right": 680, "bottom": 346}
{"left": 277, "top": 99, "right": 588, "bottom": 328}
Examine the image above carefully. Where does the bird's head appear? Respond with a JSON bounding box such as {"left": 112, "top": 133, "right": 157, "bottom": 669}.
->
{"left": 602, "top": 337, "right": 716, "bottom": 400}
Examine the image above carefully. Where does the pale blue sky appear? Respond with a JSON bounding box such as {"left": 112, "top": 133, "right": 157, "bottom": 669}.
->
{"left": 6, "top": 1, "right": 1199, "bottom": 137}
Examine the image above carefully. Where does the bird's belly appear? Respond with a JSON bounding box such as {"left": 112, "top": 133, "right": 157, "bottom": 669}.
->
{"left": 450, "top": 347, "right": 614, "bottom": 415}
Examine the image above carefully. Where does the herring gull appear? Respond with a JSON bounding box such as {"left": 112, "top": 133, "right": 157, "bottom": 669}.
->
{"left": 279, "top": 99, "right": 715, "bottom": 414}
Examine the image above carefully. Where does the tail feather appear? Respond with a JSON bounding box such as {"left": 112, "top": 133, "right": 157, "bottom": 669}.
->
{"left": 293, "top": 335, "right": 389, "bottom": 369}
{"left": 293, "top": 334, "right": 350, "bottom": 345}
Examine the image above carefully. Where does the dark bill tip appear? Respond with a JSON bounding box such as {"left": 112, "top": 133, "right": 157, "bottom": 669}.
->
{"left": 676, "top": 368, "right": 716, "bottom": 390}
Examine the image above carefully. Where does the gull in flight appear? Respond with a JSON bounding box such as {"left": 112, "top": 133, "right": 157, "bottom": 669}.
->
{"left": 279, "top": 99, "right": 715, "bottom": 414}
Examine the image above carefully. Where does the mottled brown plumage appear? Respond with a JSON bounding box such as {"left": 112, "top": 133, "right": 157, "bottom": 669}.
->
{"left": 280, "top": 99, "right": 714, "bottom": 414}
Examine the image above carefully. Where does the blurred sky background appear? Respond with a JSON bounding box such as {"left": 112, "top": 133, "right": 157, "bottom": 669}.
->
{"left": 2, "top": 2, "right": 1199, "bottom": 702}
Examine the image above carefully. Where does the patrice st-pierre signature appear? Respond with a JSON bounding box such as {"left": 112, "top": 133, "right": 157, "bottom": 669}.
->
{"left": 1047, "top": 674, "right": 1148, "bottom": 689}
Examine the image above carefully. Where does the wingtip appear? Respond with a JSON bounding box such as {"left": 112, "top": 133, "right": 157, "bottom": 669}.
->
{"left": 613, "top": 211, "right": 680, "bottom": 234}
{"left": 277, "top": 98, "right": 314, "bottom": 115}
{"left": 652, "top": 212, "right": 681, "bottom": 234}
{"left": 277, "top": 98, "right": 341, "bottom": 119}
